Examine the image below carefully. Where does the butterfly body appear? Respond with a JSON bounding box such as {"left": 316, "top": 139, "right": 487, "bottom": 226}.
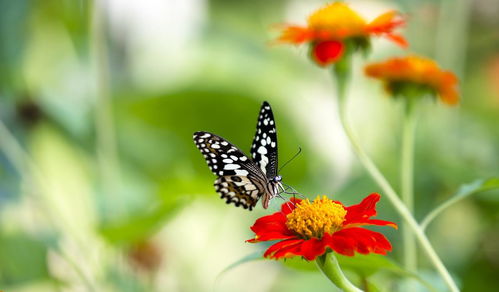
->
{"left": 193, "top": 101, "right": 282, "bottom": 210}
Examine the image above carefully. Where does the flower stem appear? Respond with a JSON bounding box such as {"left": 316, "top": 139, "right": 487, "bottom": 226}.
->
{"left": 90, "top": 0, "right": 122, "bottom": 213}
{"left": 316, "top": 253, "right": 363, "bottom": 292}
{"left": 332, "top": 64, "right": 459, "bottom": 292}
{"left": 401, "top": 99, "right": 417, "bottom": 289}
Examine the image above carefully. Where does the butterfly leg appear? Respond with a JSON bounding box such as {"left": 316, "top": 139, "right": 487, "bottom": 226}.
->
{"left": 281, "top": 183, "right": 305, "bottom": 198}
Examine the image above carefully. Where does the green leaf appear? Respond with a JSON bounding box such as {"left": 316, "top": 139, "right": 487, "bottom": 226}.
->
{"left": 98, "top": 196, "right": 187, "bottom": 246}
{"left": 363, "top": 280, "right": 381, "bottom": 292}
{"left": 336, "top": 254, "right": 437, "bottom": 292}
{"left": 421, "top": 177, "right": 499, "bottom": 229}
{"left": 281, "top": 256, "right": 317, "bottom": 272}
{"left": 0, "top": 232, "right": 50, "bottom": 286}
{"left": 336, "top": 254, "right": 399, "bottom": 277}
{"left": 217, "top": 251, "right": 264, "bottom": 277}
{"left": 455, "top": 177, "right": 499, "bottom": 198}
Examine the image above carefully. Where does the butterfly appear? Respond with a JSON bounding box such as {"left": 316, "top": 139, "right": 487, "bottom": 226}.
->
{"left": 193, "top": 101, "right": 283, "bottom": 211}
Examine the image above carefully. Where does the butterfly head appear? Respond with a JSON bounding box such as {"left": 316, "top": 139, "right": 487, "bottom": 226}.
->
{"left": 273, "top": 175, "right": 282, "bottom": 183}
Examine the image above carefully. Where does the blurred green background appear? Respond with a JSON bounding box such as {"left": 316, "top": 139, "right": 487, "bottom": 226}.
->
{"left": 1, "top": 0, "right": 498, "bottom": 291}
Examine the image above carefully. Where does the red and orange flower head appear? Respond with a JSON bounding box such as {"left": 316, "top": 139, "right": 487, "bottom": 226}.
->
{"left": 365, "top": 55, "right": 460, "bottom": 105}
{"left": 247, "top": 193, "right": 396, "bottom": 260}
{"left": 277, "top": 2, "right": 407, "bottom": 66}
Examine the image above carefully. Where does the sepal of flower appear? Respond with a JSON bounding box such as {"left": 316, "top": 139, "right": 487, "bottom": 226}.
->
{"left": 364, "top": 55, "right": 460, "bottom": 105}
{"left": 276, "top": 2, "right": 407, "bottom": 66}
{"left": 247, "top": 193, "right": 397, "bottom": 260}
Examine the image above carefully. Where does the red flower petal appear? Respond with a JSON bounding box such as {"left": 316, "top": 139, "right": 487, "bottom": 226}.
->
{"left": 361, "top": 219, "right": 398, "bottom": 229}
{"left": 343, "top": 193, "right": 397, "bottom": 229}
{"left": 311, "top": 40, "right": 344, "bottom": 66}
{"left": 281, "top": 198, "right": 300, "bottom": 215}
{"left": 271, "top": 241, "right": 306, "bottom": 259}
{"left": 298, "top": 237, "right": 330, "bottom": 261}
{"left": 264, "top": 236, "right": 331, "bottom": 261}
{"left": 330, "top": 228, "right": 392, "bottom": 256}
{"left": 264, "top": 238, "right": 303, "bottom": 259}
{"left": 327, "top": 232, "right": 356, "bottom": 256}
{"left": 344, "top": 193, "right": 380, "bottom": 224}
{"left": 248, "top": 212, "right": 295, "bottom": 242}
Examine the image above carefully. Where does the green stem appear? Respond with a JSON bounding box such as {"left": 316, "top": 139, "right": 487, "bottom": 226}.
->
{"left": 401, "top": 99, "right": 417, "bottom": 287}
{"left": 333, "top": 64, "right": 459, "bottom": 292}
{"left": 420, "top": 179, "right": 499, "bottom": 230}
{"left": 420, "top": 190, "right": 468, "bottom": 231}
{"left": 316, "top": 253, "right": 363, "bottom": 292}
{"left": 90, "top": 0, "right": 122, "bottom": 212}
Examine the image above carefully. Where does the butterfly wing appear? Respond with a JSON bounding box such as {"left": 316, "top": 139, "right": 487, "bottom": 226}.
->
{"left": 214, "top": 176, "right": 262, "bottom": 211}
{"left": 193, "top": 131, "right": 270, "bottom": 210}
{"left": 251, "top": 101, "right": 278, "bottom": 179}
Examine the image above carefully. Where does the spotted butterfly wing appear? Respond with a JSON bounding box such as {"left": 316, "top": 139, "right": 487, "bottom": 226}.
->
{"left": 193, "top": 131, "right": 272, "bottom": 210}
{"left": 193, "top": 101, "right": 282, "bottom": 210}
{"left": 251, "top": 101, "right": 278, "bottom": 179}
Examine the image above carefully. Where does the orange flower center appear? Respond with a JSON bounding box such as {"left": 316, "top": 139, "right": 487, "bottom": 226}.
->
{"left": 286, "top": 196, "right": 346, "bottom": 239}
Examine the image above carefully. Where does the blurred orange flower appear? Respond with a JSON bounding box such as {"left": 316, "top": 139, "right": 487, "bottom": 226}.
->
{"left": 247, "top": 194, "right": 396, "bottom": 260}
{"left": 365, "top": 55, "right": 459, "bottom": 105}
{"left": 277, "top": 2, "right": 407, "bottom": 66}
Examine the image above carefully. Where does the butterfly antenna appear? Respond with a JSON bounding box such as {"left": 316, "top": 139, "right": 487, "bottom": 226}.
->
{"left": 278, "top": 147, "right": 302, "bottom": 173}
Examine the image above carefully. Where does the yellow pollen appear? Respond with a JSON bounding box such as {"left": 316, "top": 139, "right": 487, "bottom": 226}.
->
{"left": 286, "top": 196, "right": 346, "bottom": 239}
{"left": 307, "top": 2, "right": 366, "bottom": 33}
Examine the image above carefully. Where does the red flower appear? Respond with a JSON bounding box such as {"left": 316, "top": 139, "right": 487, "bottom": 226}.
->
{"left": 276, "top": 2, "right": 407, "bottom": 66}
{"left": 247, "top": 194, "right": 396, "bottom": 260}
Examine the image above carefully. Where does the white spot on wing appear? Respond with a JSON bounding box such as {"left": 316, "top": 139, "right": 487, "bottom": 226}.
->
{"left": 235, "top": 169, "right": 249, "bottom": 176}
{"left": 224, "top": 164, "right": 240, "bottom": 170}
